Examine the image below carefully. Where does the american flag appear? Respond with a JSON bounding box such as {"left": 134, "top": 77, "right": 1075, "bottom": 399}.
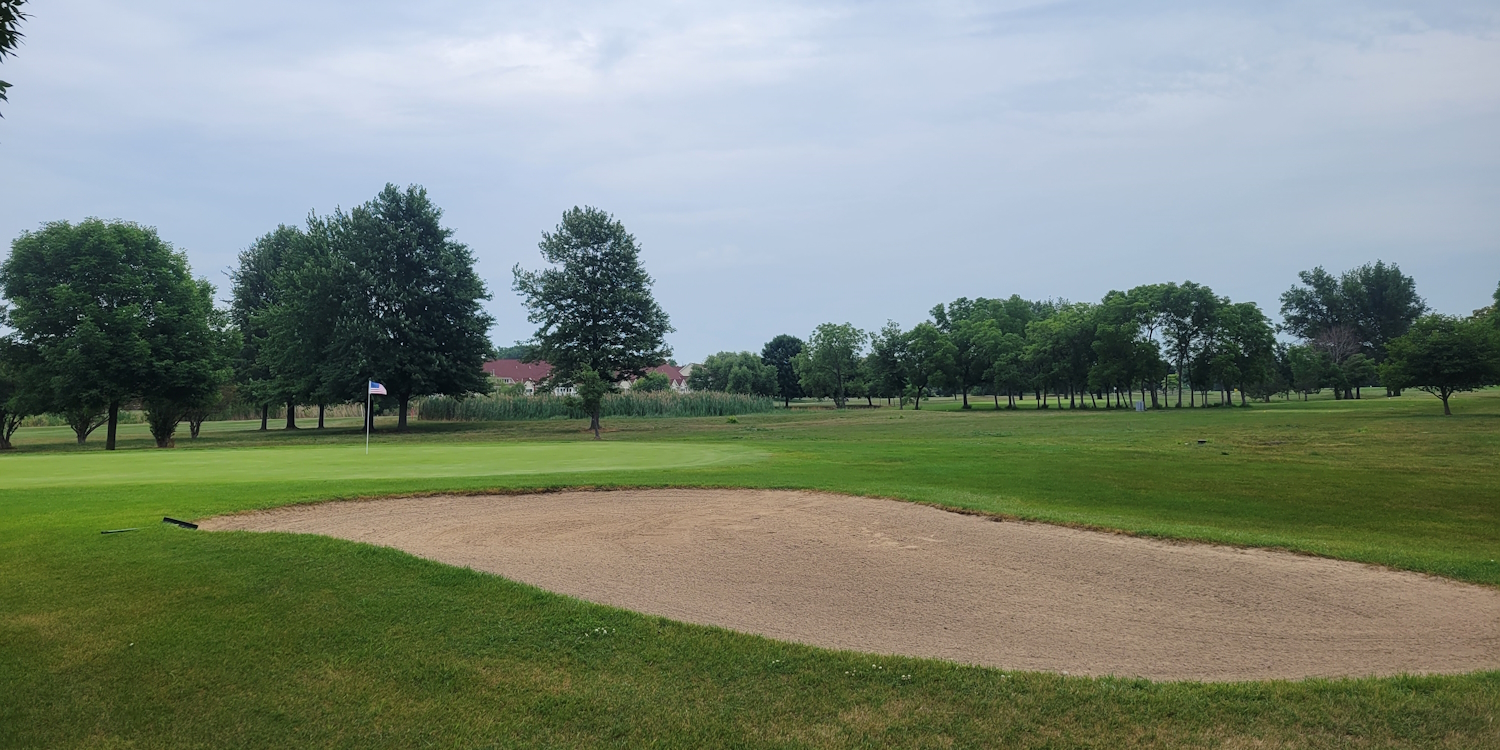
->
{"left": 368, "top": 381, "right": 387, "bottom": 395}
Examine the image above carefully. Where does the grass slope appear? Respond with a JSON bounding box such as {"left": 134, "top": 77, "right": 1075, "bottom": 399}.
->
{"left": 2, "top": 390, "right": 1498, "bottom": 748}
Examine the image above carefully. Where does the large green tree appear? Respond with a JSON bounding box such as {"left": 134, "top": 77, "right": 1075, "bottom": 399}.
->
{"left": 332, "top": 185, "right": 495, "bottom": 430}
{"left": 1157, "top": 282, "right": 1220, "bottom": 407}
{"left": 930, "top": 298, "right": 1001, "bottom": 409}
{"left": 902, "top": 322, "right": 954, "bottom": 410}
{"left": 760, "top": 335, "right": 804, "bottom": 407}
{"left": 230, "top": 225, "right": 306, "bottom": 430}
{"left": 1378, "top": 314, "right": 1500, "bottom": 415}
{"left": 256, "top": 217, "right": 343, "bottom": 428}
{"left": 1281, "top": 261, "right": 1426, "bottom": 396}
{"left": 866, "top": 322, "right": 909, "bottom": 407}
{"left": 792, "top": 323, "right": 865, "bottom": 408}
{"left": 514, "top": 206, "right": 672, "bottom": 436}
{"left": 140, "top": 277, "right": 233, "bottom": 448}
{"left": 1, "top": 219, "right": 215, "bottom": 450}
{"left": 0, "top": 335, "right": 42, "bottom": 449}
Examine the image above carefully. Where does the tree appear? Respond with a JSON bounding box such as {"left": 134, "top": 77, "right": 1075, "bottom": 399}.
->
{"left": 256, "top": 217, "right": 341, "bottom": 428}
{"left": 330, "top": 185, "right": 495, "bottom": 431}
{"left": 230, "top": 226, "right": 303, "bottom": 430}
{"left": 867, "top": 322, "right": 909, "bottom": 407}
{"left": 1, "top": 219, "right": 209, "bottom": 450}
{"left": 1157, "top": 282, "right": 1220, "bottom": 407}
{"left": 631, "top": 371, "right": 671, "bottom": 393}
{"left": 0, "top": 336, "right": 41, "bottom": 449}
{"left": 793, "top": 323, "right": 866, "bottom": 408}
{"left": 1212, "top": 302, "right": 1277, "bottom": 406}
{"left": 690, "top": 351, "right": 776, "bottom": 396}
{"left": 931, "top": 298, "right": 1001, "bottom": 409}
{"left": 514, "top": 206, "right": 672, "bottom": 436}
{"left": 1281, "top": 261, "right": 1426, "bottom": 395}
{"left": 1286, "top": 344, "right": 1330, "bottom": 400}
{"left": 0, "top": 0, "right": 27, "bottom": 115}
{"left": 761, "top": 335, "right": 804, "bottom": 407}
{"left": 571, "top": 367, "right": 609, "bottom": 439}
{"left": 1378, "top": 315, "right": 1500, "bottom": 415}
{"left": 902, "top": 322, "right": 954, "bottom": 410}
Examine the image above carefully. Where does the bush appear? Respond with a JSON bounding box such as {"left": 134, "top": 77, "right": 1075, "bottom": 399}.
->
{"left": 416, "top": 391, "right": 774, "bottom": 421}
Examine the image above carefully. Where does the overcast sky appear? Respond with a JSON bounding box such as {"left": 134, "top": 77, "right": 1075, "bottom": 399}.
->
{"left": 2, "top": 1, "right": 1497, "bottom": 361}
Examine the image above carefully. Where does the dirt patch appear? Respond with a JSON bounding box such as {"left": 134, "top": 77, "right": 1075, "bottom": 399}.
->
{"left": 201, "top": 489, "right": 1500, "bottom": 681}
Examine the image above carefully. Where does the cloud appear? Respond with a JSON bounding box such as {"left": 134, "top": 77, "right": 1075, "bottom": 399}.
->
{"left": 2, "top": 0, "right": 1497, "bottom": 359}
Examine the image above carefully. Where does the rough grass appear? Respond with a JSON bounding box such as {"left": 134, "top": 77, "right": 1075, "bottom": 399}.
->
{"left": 2, "top": 389, "right": 1498, "bottom": 748}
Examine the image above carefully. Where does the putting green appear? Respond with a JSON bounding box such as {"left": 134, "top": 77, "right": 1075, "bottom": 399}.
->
{"left": 0, "top": 441, "right": 765, "bottom": 488}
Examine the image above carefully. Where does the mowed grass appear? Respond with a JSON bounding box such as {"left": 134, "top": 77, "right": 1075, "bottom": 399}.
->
{"left": 2, "top": 390, "right": 1498, "bottom": 748}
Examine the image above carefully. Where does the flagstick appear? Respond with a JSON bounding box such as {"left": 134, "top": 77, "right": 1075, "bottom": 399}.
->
{"left": 365, "top": 385, "right": 371, "bottom": 455}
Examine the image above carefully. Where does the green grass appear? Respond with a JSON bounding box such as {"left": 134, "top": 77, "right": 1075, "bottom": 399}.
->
{"left": 3, "top": 390, "right": 1498, "bottom": 747}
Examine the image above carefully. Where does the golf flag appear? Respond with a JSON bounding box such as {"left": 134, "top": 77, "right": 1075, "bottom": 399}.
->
{"left": 368, "top": 381, "right": 387, "bottom": 395}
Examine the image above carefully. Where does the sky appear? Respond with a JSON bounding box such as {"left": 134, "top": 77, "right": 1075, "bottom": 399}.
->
{"left": 2, "top": 0, "right": 1498, "bottom": 363}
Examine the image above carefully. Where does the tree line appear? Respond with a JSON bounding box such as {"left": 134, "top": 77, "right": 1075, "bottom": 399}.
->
{"left": 0, "top": 184, "right": 494, "bottom": 449}
{"left": 689, "top": 264, "right": 1500, "bottom": 415}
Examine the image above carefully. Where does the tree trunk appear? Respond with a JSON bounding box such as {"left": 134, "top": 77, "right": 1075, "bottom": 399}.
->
{"left": 1441, "top": 390, "right": 1452, "bottom": 415}
{"left": 318, "top": 403, "right": 325, "bottom": 429}
{"left": 590, "top": 407, "right": 602, "bottom": 439}
{"left": 961, "top": 388, "right": 970, "bottom": 409}
{"left": 397, "top": 394, "right": 409, "bottom": 430}
{"left": 285, "top": 399, "right": 298, "bottom": 429}
{"left": 1239, "top": 386, "right": 1247, "bottom": 407}
{"left": 260, "top": 404, "right": 269, "bottom": 430}
{"left": 105, "top": 402, "right": 119, "bottom": 451}
{"left": 1176, "top": 360, "right": 1184, "bottom": 407}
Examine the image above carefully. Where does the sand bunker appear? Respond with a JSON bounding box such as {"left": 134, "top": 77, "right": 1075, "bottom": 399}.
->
{"left": 201, "top": 489, "right": 1500, "bottom": 681}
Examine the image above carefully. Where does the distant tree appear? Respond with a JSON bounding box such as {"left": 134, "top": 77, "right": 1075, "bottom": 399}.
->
{"left": 514, "top": 206, "right": 672, "bottom": 436}
{"left": 902, "top": 322, "right": 954, "bottom": 410}
{"left": 1281, "top": 261, "right": 1426, "bottom": 395}
{"left": 329, "top": 185, "right": 495, "bottom": 431}
{"left": 1212, "top": 302, "right": 1277, "bottom": 406}
{"left": 867, "top": 322, "right": 909, "bottom": 407}
{"left": 0, "top": 0, "right": 27, "bottom": 115}
{"left": 492, "top": 344, "right": 534, "bottom": 360}
{"left": 631, "top": 371, "right": 671, "bottom": 393}
{"left": 136, "top": 273, "right": 228, "bottom": 448}
{"left": 760, "top": 335, "right": 804, "bottom": 407}
{"left": 1379, "top": 314, "right": 1500, "bottom": 415}
{"left": 690, "top": 352, "right": 775, "bottom": 396}
{"left": 1, "top": 219, "right": 209, "bottom": 450}
{"left": 931, "top": 298, "right": 1001, "bottom": 409}
{"left": 793, "top": 323, "right": 866, "bottom": 408}
{"left": 257, "top": 217, "right": 341, "bottom": 428}
{"left": 230, "top": 225, "right": 304, "bottom": 430}
{"left": 1286, "top": 344, "right": 1330, "bottom": 400}
{"left": 1162, "top": 283, "right": 1222, "bottom": 407}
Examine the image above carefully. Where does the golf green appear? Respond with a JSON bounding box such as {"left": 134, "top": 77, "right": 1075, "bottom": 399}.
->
{"left": 0, "top": 441, "right": 765, "bottom": 488}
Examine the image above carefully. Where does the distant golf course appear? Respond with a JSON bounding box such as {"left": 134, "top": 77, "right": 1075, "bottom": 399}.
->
{"left": 3, "top": 392, "right": 1498, "bottom": 748}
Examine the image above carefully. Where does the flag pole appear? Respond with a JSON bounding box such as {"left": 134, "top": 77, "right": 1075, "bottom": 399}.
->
{"left": 365, "top": 383, "right": 371, "bottom": 455}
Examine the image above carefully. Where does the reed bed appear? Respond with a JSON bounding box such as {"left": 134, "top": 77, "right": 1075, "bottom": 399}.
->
{"left": 417, "top": 391, "right": 774, "bottom": 421}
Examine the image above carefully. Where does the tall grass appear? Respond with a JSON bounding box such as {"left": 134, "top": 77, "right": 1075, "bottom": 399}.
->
{"left": 417, "top": 391, "right": 775, "bottom": 421}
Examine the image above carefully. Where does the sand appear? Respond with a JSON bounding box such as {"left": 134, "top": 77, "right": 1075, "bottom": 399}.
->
{"left": 200, "top": 489, "right": 1500, "bottom": 682}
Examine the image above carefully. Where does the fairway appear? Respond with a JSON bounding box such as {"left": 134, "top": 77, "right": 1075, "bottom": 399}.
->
{"left": 0, "top": 441, "right": 763, "bottom": 488}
